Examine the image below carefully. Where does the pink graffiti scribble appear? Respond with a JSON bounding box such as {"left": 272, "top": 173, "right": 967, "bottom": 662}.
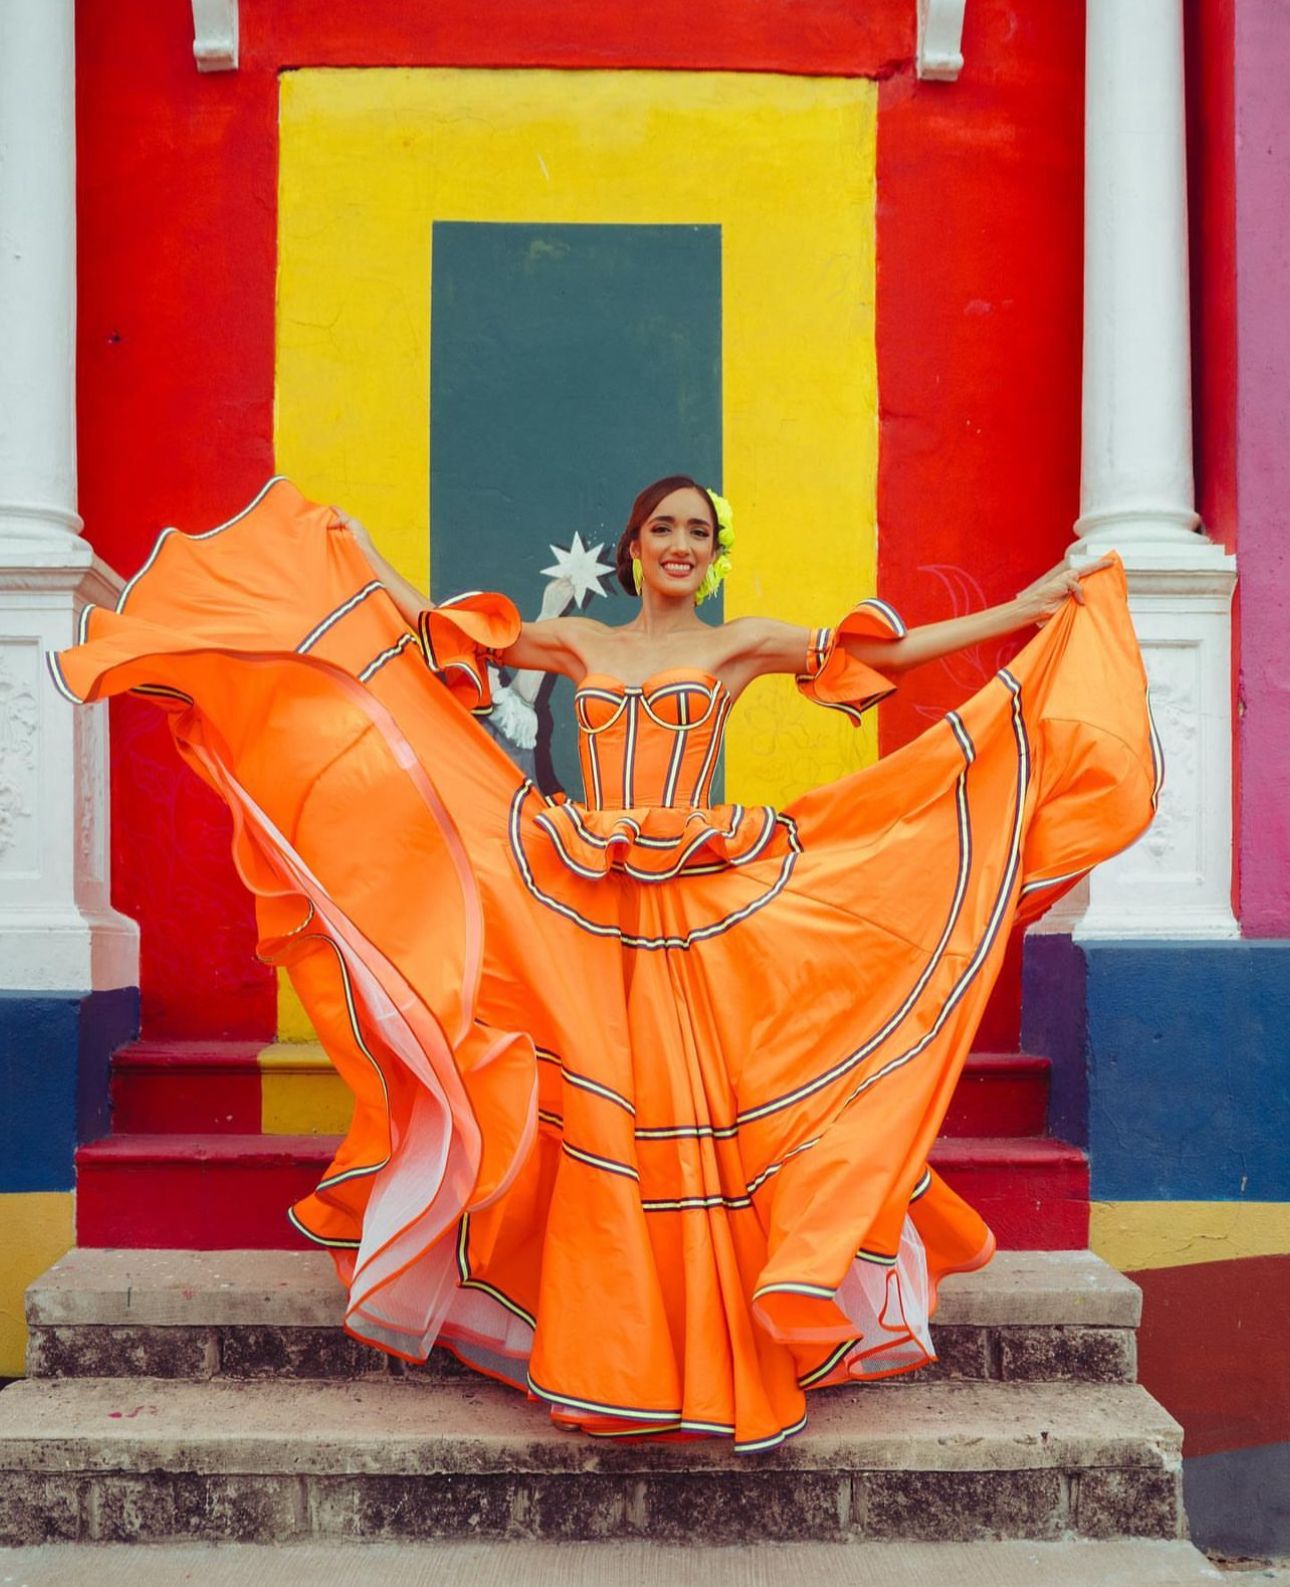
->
{"left": 912, "top": 564, "right": 1022, "bottom": 719}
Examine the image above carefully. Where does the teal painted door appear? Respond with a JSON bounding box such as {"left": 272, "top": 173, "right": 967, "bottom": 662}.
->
{"left": 430, "top": 221, "right": 722, "bottom": 796}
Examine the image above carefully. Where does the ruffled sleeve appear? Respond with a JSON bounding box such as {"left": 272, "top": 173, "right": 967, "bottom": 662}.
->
{"left": 416, "top": 593, "right": 522, "bottom": 716}
{"left": 796, "top": 598, "right": 906, "bottom": 724}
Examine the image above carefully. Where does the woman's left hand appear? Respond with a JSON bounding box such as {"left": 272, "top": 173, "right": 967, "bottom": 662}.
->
{"left": 1014, "top": 555, "right": 1115, "bottom": 627}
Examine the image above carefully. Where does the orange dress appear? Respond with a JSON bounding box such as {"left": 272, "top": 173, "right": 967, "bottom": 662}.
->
{"left": 51, "top": 479, "right": 1160, "bottom": 1452}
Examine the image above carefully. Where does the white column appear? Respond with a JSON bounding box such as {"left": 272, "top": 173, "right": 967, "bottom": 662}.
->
{"left": 0, "top": 0, "right": 138, "bottom": 990}
{"left": 1045, "top": 0, "right": 1238, "bottom": 941}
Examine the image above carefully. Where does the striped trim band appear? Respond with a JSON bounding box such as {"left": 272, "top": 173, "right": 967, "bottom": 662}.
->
{"left": 734, "top": 712, "right": 976, "bottom": 1127}
{"left": 296, "top": 580, "right": 383, "bottom": 654}
{"left": 562, "top": 1142, "right": 640, "bottom": 1183}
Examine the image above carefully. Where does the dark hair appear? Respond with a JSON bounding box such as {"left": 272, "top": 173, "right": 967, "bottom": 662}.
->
{"left": 613, "top": 476, "right": 719, "bottom": 596}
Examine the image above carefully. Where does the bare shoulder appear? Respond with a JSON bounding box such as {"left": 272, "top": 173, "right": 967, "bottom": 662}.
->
{"left": 568, "top": 614, "right": 614, "bottom": 635}
{"left": 719, "top": 615, "right": 810, "bottom": 661}
{"left": 521, "top": 612, "right": 612, "bottom": 648}
{"left": 722, "top": 615, "right": 787, "bottom": 639}
{"left": 713, "top": 614, "right": 814, "bottom": 688}
{"left": 502, "top": 611, "right": 612, "bottom": 677}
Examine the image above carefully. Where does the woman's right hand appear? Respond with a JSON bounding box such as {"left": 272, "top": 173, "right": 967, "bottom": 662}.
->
{"left": 330, "top": 506, "right": 372, "bottom": 549}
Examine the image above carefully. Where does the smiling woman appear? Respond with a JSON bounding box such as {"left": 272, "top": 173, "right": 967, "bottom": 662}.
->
{"left": 51, "top": 476, "right": 1160, "bottom": 1452}
{"left": 622, "top": 477, "right": 721, "bottom": 602}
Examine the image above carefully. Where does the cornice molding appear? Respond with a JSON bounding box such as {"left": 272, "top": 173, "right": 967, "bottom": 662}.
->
{"left": 192, "top": 0, "right": 238, "bottom": 73}
{"left": 917, "top": 0, "right": 967, "bottom": 81}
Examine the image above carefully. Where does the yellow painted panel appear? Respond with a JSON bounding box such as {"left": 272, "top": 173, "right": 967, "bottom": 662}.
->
{"left": 0, "top": 1193, "right": 74, "bottom": 1378}
{"left": 277, "top": 67, "right": 879, "bottom": 1038}
{"left": 276, "top": 984, "right": 317, "bottom": 1045}
{"left": 259, "top": 1042, "right": 354, "bottom": 1135}
{"left": 1090, "top": 1200, "right": 1290, "bottom": 1273}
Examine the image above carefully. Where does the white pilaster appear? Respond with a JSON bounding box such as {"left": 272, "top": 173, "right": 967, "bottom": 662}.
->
{"left": 0, "top": 0, "right": 138, "bottom": 991}
{"left": 1078, "top": 0, "right": 1200, "bottom": 552}
{"left": 1048, "top": 0, "right": 1238, "bottom": 941}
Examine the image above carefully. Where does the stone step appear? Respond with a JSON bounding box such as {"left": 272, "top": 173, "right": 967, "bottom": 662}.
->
{"left": 108, "top": 1041, "right": 1052, "bottom": 1140}
{"left": 74, "top": 1132, "right": 1089, "bottom": 1250}
{"left": 25, "top": 1248, "right": 1141, "bottom": 1386}
{"left": 0, "top": 1539, "right": 1229, "bottom": 1587}
{"left": 0, "top": 1375, "right": 1184, "bottom": 1545}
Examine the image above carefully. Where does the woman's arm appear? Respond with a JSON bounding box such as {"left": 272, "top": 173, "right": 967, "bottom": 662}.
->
{"left": 856, "top": 556, "right": 1115, "bottom": 674}
{"left": 334, "top": 509, "right": 595, "bottom": 681}
{"left": 494, "top": 617, "right": 594, "bottom": 680}
{"left": 333, "top": 510, "right": 432, "bottom": 629}
{"left": 732, "top": 556, "right": 1115, "bottom": 681}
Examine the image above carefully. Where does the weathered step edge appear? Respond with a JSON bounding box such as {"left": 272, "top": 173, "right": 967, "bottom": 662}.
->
{"left": 24, "top": 1248, "right": 1141, "bottom": 1385}
{"left": 23, "top": 1320, "right": 1137, "bottom": 1385}
{"left": 0, "top": 1378, "right": 1184, "bottom": 1546}
{"left": 0, "top": 1539, "right": 1230, "bottom": 1587}
{"left": 28, "top": 1248, "right": 1142, "bottom": 1328}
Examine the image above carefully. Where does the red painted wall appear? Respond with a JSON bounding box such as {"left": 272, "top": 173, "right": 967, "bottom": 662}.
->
{"left": 1184, "top": 0, "right": 1237, "bottom": 557}
{"left": 876, "top": 1, "right": 1085, "bottom": 1045}
{"left": 1134, "top": 1255, "right": 1290, "bottom": 1460}
{"left": 78, "top": 10, "right": 279, "bottom": 1036}
{"left": 77, "top": 0, "right": 1082, "bottom": 1040}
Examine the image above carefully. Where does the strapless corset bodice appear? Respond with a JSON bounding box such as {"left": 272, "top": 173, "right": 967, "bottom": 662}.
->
{"left": 572, "top": 669, "right": 730, "bottom": 811}
{"left": 529, "top": 669, "right": 792, "bottom": 882}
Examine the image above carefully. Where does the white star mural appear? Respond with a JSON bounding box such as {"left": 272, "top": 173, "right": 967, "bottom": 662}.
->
{"left": 541, "top": 530, "right": 615, "bottom": 607}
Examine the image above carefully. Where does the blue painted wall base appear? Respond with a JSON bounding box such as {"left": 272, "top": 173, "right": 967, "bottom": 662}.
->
{"left": 1185, "top": 1442, "right": 1290, "bottom": 1556}
{"left": 1023, "top": 937, "right": 1290, "bottom": 1200}
{"left": 0, "top": 988, "right": 138, "bottom": 1192}
{"left": 1020, "top": 933, "right": 1088, "bottom": 1146}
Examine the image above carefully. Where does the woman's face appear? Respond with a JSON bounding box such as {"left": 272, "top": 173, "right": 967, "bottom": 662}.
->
{"left": 633, "top": 486, "right": 716, "bottom": 602}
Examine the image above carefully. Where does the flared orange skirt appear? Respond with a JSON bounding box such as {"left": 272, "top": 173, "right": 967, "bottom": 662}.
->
{"left": 51, "top": 480, "right": 1160, "bottom": 1452}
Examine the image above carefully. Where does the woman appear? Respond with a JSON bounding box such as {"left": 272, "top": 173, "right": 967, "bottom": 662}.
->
{"left": 50, "top": 474, "right": 1157, "bottom": 1453}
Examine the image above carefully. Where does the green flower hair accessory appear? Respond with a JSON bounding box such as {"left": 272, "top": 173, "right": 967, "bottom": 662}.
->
{"left": 694, "top": 488, "right": 734, "bottom": 605}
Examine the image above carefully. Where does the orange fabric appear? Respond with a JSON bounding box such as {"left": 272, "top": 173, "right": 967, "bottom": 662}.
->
{"left": 51, "top": 478, "right": 1160, "bottom": 1453}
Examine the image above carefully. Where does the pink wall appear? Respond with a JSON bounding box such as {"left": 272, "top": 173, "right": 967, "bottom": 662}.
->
{"left": 1233, "top": 2, "right": 1290, "bottom": 935}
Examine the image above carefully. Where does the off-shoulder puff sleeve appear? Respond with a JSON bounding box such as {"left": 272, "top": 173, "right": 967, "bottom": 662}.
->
{"left": 795, "top": 598, "right": 906, "bottom": 724}
{"left": 416, "top": 592, "right": 522, "bottom": 716}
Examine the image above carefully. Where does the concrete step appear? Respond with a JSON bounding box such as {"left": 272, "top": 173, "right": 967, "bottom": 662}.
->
{"left": 74, "top": 1132, "right": 1089, "bottom": 1250}
{"left": 109, "top": 1041, "right": 1052, "bottom": 1140}
{"left": 0, "top": 1539, "right": 1229, "bottom": 1587}
{"left": 25, "top": 1248, "right": 1141, "bottom": 1386}
{"left": 0, "top": 1375, "right": 1184, "bottom": 1545}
